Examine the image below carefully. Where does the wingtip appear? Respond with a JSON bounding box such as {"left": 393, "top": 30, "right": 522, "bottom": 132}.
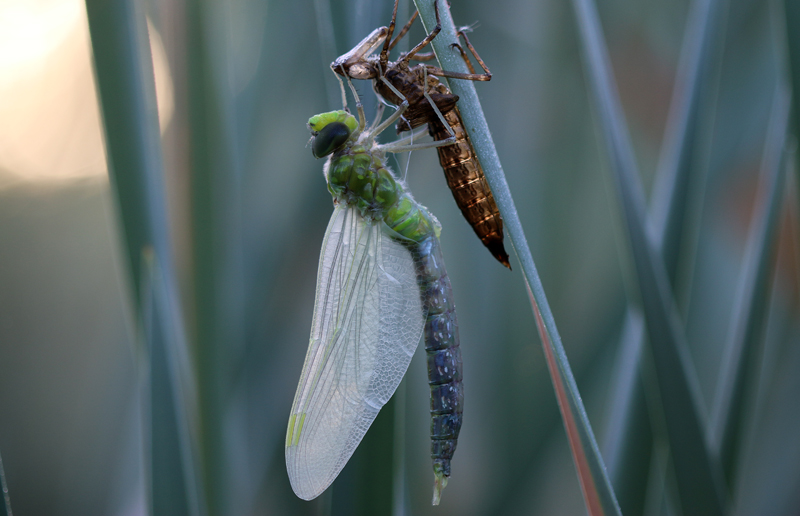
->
{"left": 287, "top": 474, "right": 327, "bottom": 502}
{"left": 285, "top": 445, "right": 331, "bottom": 502}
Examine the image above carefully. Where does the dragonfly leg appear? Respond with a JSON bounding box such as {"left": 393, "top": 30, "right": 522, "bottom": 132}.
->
{"left": 451, "top": 28, "right": 492, "bottom": 78}
{"left": 380, "top": 138, "right": 458, "bottom": 154}
{"left": 419, "top": 26, "right": 492, "bottom": 82}
{"left": 373, "top": 67, "right": 456, "bottom": 153}
{"left": 342, "top": 73, "right": 367, "bottom": 133}
{"left": 423, "top": 49, "right": 491, "bottom": 81}
{"left": 379, "top": 126, "right": 455, "bottom": 153}
{"left": 423, "top": 60, "right": 491, "bottom": 81}
{"left": 378, "top": 74, "right": 408, "bottom": 107}
{"left": 388, "top": 10, "right": 419, "bottom": 52}
{"left": 401, "top": 0, "right": 442, "bottom": 62}
{"left": 380, "top": 0, "right": 401, "bottom": 69}
{"left": 333, "top": 71, "right": 349, "bottom": 113}
{"left": 422, "top": 65, "right": 456, "bottom": 141}
{"left": 369, "top": 102, "right": 386, "bottom": 132}
{"left": 396, "top": 1, "right": 489, "bottom": 81}
{"left": 392, "top": 125, "right": 430, "bottom": 180}
{"left": 449, "top": 44, "right": 476, "bottom": 75}
{"left": 409, "top": 51, "right": 437, "bottom": 62}
{"left": 391, "top": 125, "right": 430, "bottom": 147}
{"left": 369, "top": 76, "right": 411, "bottom": 139}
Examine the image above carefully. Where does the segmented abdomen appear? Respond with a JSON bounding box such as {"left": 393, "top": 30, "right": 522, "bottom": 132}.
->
{"left": 414, "top": 236, "right": 462, "bottom": 481}
{"left": 376, "top": 69, "right": 509, "bottom": 268}
{"left": 427, "top": 105, "right": 510, "bottom": 269}
{"left": 333, "top": 142, "right": 464, "bottom": 489}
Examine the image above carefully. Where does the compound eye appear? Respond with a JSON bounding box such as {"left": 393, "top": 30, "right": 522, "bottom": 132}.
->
{"left": 312, "top": 122, "right": 351, "bottom": 158}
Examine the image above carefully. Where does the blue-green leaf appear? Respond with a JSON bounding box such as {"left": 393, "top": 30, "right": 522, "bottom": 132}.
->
{"left": 568, "top": 0, "right": 727, "bottom": 513}
{"left": 602, "top": 0, "right": 727, "bottom": 513}
{"left": 710, "top": 86, "right": 790, "bottom": 484}
{"left": 84, "top": 1, "right": 204, "bottom": 514}
{"left": 415, "top": 2, "right": 622, "bottom": 514}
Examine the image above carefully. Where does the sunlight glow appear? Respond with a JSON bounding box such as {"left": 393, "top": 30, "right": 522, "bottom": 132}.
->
{"left": 0, "top": 0, "right": 174, "bottom": 187}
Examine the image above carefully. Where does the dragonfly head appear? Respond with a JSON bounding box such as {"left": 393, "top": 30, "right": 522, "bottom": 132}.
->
{"left": 308, "top": 110, "right": 358, "bottom": 158}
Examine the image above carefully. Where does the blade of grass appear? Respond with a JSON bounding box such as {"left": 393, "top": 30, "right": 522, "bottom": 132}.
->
{"left": 602, "top": 310, "right": 645, "bottom": 476}
{"left": 641, "top": 442, "right": 671, "bottom": 516}
{"left": 85, "top": 0, "right": 172, "bottom": 300}
{"left": 84, "top": 1, "right": 203, "bottom": 514}
{"left": 652, "top": 0, "right": 726, "bottom": 278}
{"left": 141, "top": 260, "right": 187, "bottom": 516}
{"left": 391, "top": 381, "right": 407, "bottom": 516}
{"left": 710, "top": 85, "right": 790, "bottom": 483}
{"left": 184, "top": 1, "right": 247, "bottom": 514}
{"left": 569, "top": 0, "right": 727, "bottom": 513}
{"left": 0, "top": 449, "right": 10, "bottom": 516}
{"left": 603, "top": 0, "right": 727, "bottom": 511}
{"left": 415, "top": 2, "right": 621, "bottom": 514}
{"left": 784, "top": 0, "right": 800, "bottom": 318}
{"left": 785, "top": 0, "right": 800, "bottom": 143}
{"left": 784, "top": 0, "right": 800, "bottom": 242}
{"left": 142, "top": 251, "right": 203, "bottom": 516}
{"left": 601, "top": 310, "right": 652, "bottom": 516}
{"left": 334, "top": 397, "right": 396, "bottom": 516}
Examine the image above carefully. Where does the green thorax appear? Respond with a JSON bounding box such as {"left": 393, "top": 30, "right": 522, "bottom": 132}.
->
{"left": 309, "top": 110, "right": 440, "bottom": 244}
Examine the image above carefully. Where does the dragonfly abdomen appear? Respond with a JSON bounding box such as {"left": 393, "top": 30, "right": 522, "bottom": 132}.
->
{"left": 428, "top": 107, "right": 510, "bottom": 268}
{"left": 415, "top": 236, "right": 462, "bottom": 503}
{"left": 316, "top": 110, "right": 462, "bottom": 503}
{"left": 372, "top": 66, "right": 510, "bottom": 268}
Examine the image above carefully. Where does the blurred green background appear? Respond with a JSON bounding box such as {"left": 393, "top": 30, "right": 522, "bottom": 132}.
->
{"left": 0, "top": 0, "right": 798, "bottom": 514}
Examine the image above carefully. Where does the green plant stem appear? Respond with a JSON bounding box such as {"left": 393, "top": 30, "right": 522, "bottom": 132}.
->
{"left": 414, "top": 2, "right": 621, "bottom": 514}
{"left": 185, "top": 0, "right": 241, "bottom": 513}
{"left": 603, "top": 1, "right": 726, "bottom": 512}
{"left": 783, "top": 0, "right": 800, "bottom": 246}
{"left": 84, "top": 1, "right": 203, "bottom": 514}
{"left": 568, "top": 0, "right": 727, "bottom": 512}
{"left": 710, "top": 85, "right": 790, "bottom": 484}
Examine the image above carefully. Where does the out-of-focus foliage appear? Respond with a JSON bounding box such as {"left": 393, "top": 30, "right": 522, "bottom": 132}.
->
{"left": 0, "top": 0, "right": 797, "bottom": 514}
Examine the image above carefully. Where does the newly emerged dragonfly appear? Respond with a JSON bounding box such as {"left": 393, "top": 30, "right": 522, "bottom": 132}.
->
{"left": 331, "top": 0, "right": 511, "bottom": 269}
{"left": 286, "top": 79, "right": 463, "bottom": 505}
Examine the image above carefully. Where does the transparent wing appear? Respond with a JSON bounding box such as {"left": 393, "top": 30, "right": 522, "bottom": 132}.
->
{"left": 285, "top": 204, "right": 425, "bottom": 500}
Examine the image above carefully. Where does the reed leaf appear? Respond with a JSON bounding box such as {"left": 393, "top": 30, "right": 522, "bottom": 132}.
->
{"left": 568, "top": 0, "right": 727, "bottom": 512}
{"left": 710, "top": 85, "right": 790, "bottom": 484}
{"left": 784, "top": 0, "right": 800, "bottom": 225}
{"left": 184, "top": 1, "right": 247, "bottom": 513}
{"left": 652, "top": 0, "right": 727, "bottom": 278}
{"left": 141, "top": 252, "right": 204, "bottom": 516}
{"left": 603, "top": 0, "right": 727, "bottom": 512}
{"left": 601, "top": 310, "right": 650, "bottom": 515}
{"left": 415, "top": 1, "right": 622, "bottom": 514}
{"left": 84, "top": 1, "right": 202, "bottom": 514}
{"left": 785, "top": 0, "right": 800, "bottom": 143}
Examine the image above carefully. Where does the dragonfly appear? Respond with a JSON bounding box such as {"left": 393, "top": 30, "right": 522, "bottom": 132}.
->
{"left": 331, "top": 0, "right": 511, "bottom": 269}
{"left": 286, "top": 77, "right": 463, "bottom": 505}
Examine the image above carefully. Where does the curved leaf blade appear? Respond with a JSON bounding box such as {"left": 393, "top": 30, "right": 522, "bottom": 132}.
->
{"left": 603, "top": 0, "right": 728, "bottom": 512}
{"left": 415, "top": 2, "right": 622, "bottom": 514}
{"left": 710, "top": 86, "right": 790, "bottom": 483}
{"left": 568, "top": 0, "right": 727, "bottom": 512}
{"left": 84, "top": 1, "right": 203, "bottom": 514}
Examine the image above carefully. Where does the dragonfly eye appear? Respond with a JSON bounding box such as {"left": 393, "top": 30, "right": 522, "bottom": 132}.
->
{"left": 312, "top": 122, "right": 351, "bottom": 158}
